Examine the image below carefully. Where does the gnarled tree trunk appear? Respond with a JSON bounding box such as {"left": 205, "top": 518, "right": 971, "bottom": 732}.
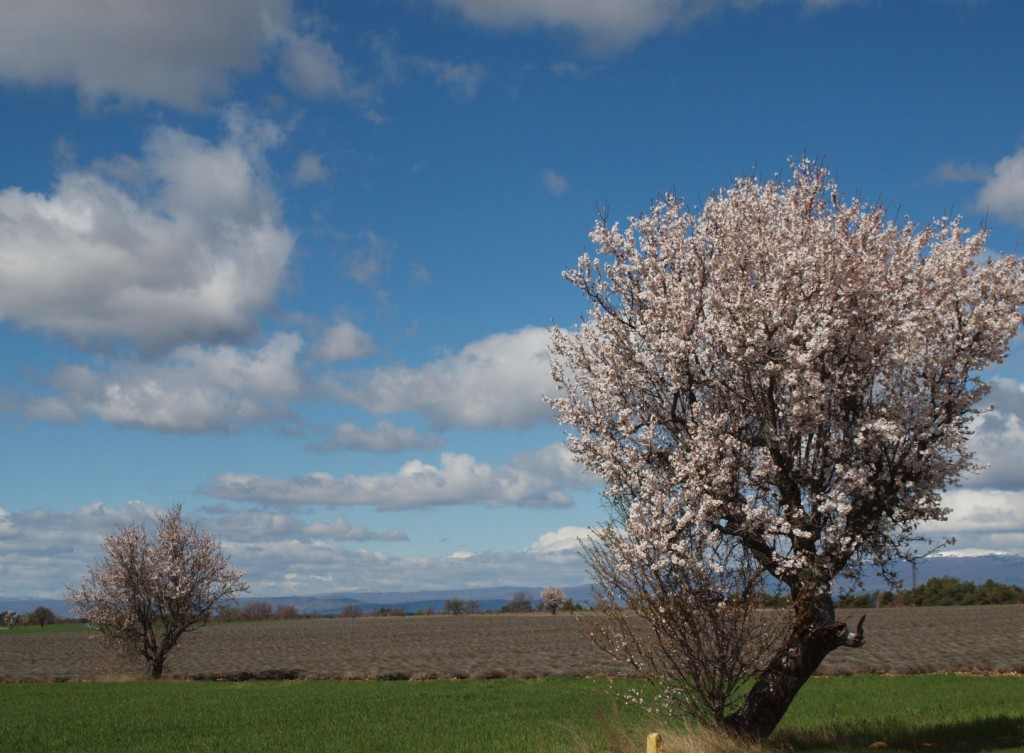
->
{"left": 724, "top": 593, "right": 864, "bottom": 739}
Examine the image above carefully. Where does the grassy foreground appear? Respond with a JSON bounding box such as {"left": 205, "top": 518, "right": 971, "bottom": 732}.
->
{"left": 0, "top": 675, "right": 1020, "bottom": 753}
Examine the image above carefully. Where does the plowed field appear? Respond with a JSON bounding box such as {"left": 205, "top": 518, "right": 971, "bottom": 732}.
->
{"left": 1, "top": 605, "right": 1020, "bottom": 682}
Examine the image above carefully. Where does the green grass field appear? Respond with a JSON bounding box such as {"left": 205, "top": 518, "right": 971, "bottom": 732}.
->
{"left": 0, "top": 675, "right": 1020, "bottom": 753}
{"left": 0, "top": 622, "right": 90, "bottom": 635}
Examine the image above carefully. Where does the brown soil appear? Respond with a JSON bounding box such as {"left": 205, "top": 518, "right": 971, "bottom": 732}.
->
{"left": 0, "top": 606, "right": 1020, "bottom": 682}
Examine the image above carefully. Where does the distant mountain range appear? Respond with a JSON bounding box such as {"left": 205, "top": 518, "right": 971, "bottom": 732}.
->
{"left": 228, "top": 584, "right": 598, "bottom": 618}
{"left": 5, "top": 554, "right": 1021, "bottom": 619}
{"left": 0, "top": 584, "right": 596, "bottom": 619}
{"left": 842, "top": 553, "right": 1024, "bottom": 592}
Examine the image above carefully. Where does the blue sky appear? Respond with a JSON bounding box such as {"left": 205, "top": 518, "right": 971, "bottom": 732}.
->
{"left": 1, "top": 0, "right": 1023, "bottom": 599}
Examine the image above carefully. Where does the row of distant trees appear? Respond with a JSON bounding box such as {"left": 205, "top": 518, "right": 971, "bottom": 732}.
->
{"left": 335, "top": 588, "right": 576, "bottom": 618}
{"left": 217, "top": 602, "right": 300, "bottom": 622}
{"left": 1, "top": 606, "right": 59, "bottom": 628}
{"left": 837, "top": 577, "right": 1024, "bottom": 609}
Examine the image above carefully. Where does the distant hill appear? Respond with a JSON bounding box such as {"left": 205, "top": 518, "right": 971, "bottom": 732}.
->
{"left": 837, "top": 553, "right": 1024, "bottom": 593}
{"left": 0, "top": 585, "right": 596, "bottom": 619}
{"left": 235, "top": 584, "right": 596, "bottom": 616}
{"left": 4, "top": 554, "right": 1021, "bottom": 618}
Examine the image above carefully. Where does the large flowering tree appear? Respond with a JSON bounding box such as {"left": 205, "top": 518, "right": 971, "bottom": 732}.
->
{"left": 550, "top": 161, "right": 1023, "bottom": 738}
{"left": 67, "top": 505, "right": 248, "bottom": 679}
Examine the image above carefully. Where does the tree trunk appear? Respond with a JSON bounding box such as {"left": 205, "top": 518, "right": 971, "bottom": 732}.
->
{"left": 150, "top": 657, "right": 165, "bottom": 680}
{"left": 724, "top": 592, "right": 858, "bottom": 740}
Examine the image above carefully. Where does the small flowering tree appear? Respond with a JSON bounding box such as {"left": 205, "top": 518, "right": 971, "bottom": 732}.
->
{"left": 539, "top": 586, "right": 567, "bottom": 614}
{"left": 550, "top": 160, "right": 1023, "bottom": 739}
{"left": 29, "top": 606, "right": 57, "bottom": 628}
{"left": 67, "top": 505, "right": 248, "bottom": 679}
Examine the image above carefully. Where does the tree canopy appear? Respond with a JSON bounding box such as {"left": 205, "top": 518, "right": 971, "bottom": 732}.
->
{"left": 67, "top": 505, "right": 248, "bottom": 679}
{"left": 550, "top": 160, "right": 1024, "bottom": 737}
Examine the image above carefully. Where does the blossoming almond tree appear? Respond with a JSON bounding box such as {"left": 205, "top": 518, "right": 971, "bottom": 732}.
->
{"left": 549, "top": 160, "right": 1023, "bottom": 739}
{"left": 539, "top": 586, "right": 567, "bottom": 614}
{"left": 67, "top": 505, "right": 248, "bottom": 679}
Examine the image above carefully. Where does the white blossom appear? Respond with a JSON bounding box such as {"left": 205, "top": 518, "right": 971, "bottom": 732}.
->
{"left": 551, "top": 160, "right": 1023, "bottom": 737}
{"left": 66, "top": 505, "right": 248, "bottom": 678}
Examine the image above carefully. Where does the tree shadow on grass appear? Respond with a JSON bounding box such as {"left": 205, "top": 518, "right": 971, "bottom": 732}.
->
{"left": 776, "top": 715, "right": 1024, "bottom": 752}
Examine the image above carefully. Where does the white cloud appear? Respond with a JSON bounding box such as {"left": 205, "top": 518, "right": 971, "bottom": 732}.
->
{"left": 923, "top": 487, "right": 1024, "bottom": 555}
{"left": 526, "top": 525, "right": 593, "bottom": 553}
{"left": 227, "top": 537, "right": 593, "bottom": 596}
{"left": 0, "top": 0, "right": 290, "bottom": 108}
{"left": 977, "top": 147, "right": 1024, "bottom": 226}
{"left": 371, "top": 35, "right": 486, "bottom": 102}
{"left": 346, "top": 230, "right": 393, "bottom": 285}
{"left": 903, "top": 377, "right": 1024, "bottom": 553}
{"left": 328, "top": 327, "right": 555, "bottom": 429}
{"left": 201, "top": 443, "right": 590, "bottom": 510}
{"left": 315, "top": 321, "right": 375, "bottom": 362}
{"left": 933, "top": 160, "right": 990, "bottom": 183}
{"left": 0, "top": 109, "right": 293, "bottom": 353}
{"left": 410, "top": 57, "right": 486, "bottom": 101}
{"left": 542, "top": 169, "right": 569, "bottom": 196}
{"left": 273, "top": 26, "right": 371, "bottom": 100}
{"left": 0, "top": 501, "right": 414, "bottom": 598}
{"left": 0, "top": 501, "right": 162, "bottom": 598}
{"left": 293, "top": 153, "right": 329, "bottom": 185}
{"left": 964, "top": 377, "right": 1024, "bottom": 490}
{"left": 201, "top": 510, "right": 407, "bottom": 543}
{"left": 933, "top": 489, "right": 1024, "bottom": 533}
{"left": 29, "top": 333, "right": 304, "bottom": 433}
{"left": 434, "top": 0, "right": 781, "bottom": 54}
{"left": 307, "top": 421, "right": 444, "bottom": 454}
{"left": 0, "top": 1, "right": 374, "bottom": 110}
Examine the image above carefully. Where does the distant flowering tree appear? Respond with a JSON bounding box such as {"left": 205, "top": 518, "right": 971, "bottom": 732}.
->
{"left": 29, "top": 606, "right": 57, "bottom": 628}
{"left": 550, "top": 160, "right": 1024, "bottom": 739}
{"left": 539, "top": 586, "right": 567, "bottom": 614}
{"left": 67, "top": 505, "right": 248, "bottom": 679}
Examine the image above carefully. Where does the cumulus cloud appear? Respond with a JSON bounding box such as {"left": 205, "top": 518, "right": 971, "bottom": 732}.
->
{"left": 273, "top": 25, "right": 371, "bottom": 101}
{"left": 201, "top": 443, "right": 590, "bottom": 510}
{"left": 410, "top": 57, "right": 486, "bottom": 101}
{"left": 912, "top": 378, "right": 1024, "bottom": 553}
{"left": 962, "top": 377, "right": 1024, "bottom": 490}
{"left": 328, "top": 327, "right": 555, "bottom": 429}
{"left": 933, "top": 160, "right": 991, "bottom": 183}
{"left": 307, "top": 421, "right": 444, "bottom": 454}
{"left": 292, "top": 153, "right": 329, "bottom": 185}
{"left": 315, "top": 321, "right": 375, "bottom": 362}
{"left": 0, "top": 0, "right": 371, "bottom": 109}
{"left": 0, "top": 501, "right": 163, "bottom": 598}
{"left": 526, "top": 525, "right": 593, "bottom": 553}
{"left": 346, "top": 230, "right": 393, "bottom": 285}
{"left": 226, "top": 535, "right": 593, "bottom": 596}
{"left": 434, "top": 0, "right": 784, "bottom": 54}
{"left": 977, "top": 147, "right": 1024, "bottom": 226}
{"left": 27, "top": 333, "right": 304, "bottom": 432}
{"left": 0, "top": 501, "right": 414, "bottom": 598}
{"left": 231, "top": 521, "right": 597, "bottom": 595}
{"left": 201, "top": 510, "right": 407, "bottom": 543}
{"left": 0, "top": 0, "right": 288, "bottom": 108}
{"left": 923, "top": 487, "right": 1024, "bottom": 555}
{"left": 370, "top": 35, "right": 486, "bottom": 102}
{"left": 0, "top": 109, "right": 293, "bottom": 353}
{"left": 542, "top": 169, "right": 569, "bottom": 196}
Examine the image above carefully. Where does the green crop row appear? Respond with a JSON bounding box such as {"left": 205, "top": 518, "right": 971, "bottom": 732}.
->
{"left": 0, "top": 674, "right": 1020, "bottom": 753}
